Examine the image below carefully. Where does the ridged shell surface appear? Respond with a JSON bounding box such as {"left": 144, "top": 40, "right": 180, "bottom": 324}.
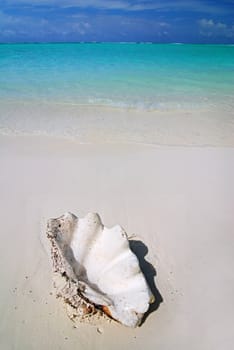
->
{"left": 46, "top": 212, "right": 154, "bottom": 327}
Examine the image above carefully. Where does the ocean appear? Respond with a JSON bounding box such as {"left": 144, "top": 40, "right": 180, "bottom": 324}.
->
{"left": 0, "top": 43, "right": 234, "bottom": 144}
{"left": 1, "top": 43, "right": 234, "bottom": 110}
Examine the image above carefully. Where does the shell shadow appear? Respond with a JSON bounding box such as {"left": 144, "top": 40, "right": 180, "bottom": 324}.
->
{"left": 129, "top": 239, "right": 163, "bottom": 325}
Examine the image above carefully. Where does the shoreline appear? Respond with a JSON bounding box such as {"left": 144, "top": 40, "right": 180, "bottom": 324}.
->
{"left": 1, "top": 101, "right": 234, "bottom": 147}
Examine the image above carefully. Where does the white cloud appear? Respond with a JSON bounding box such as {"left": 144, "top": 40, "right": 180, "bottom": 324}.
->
{"left": 2, "top": 0, "right": 232, "bottom": 14}
{"left": 199, "top": 18, "right": 214, "bottom": 27}
{"left": 0, "top": 10, "right": 61, "bottom": 38}
{"left": 2, "top": 0, "right": 130, "bottom": 9}
{"left": 216, "top": 22, "right": 227, "bottom": 29}
{"left": 71, "top": 21, "right": 91, "bottom": 35}
{"left": 1, "top": 29, "right": 16, "bottom": 36}
{"left": 198, "top": 18, "right": 234, "bottom": 38}
{"left": 0, "top": 10, "right": 13, "bottom": 23}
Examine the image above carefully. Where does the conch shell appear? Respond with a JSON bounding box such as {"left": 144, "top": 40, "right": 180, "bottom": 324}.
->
{"left": 46, "top": 212, "right": 154, "bottom": 327}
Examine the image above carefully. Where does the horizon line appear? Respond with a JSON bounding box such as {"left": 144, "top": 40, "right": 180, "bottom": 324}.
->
{"left": 0, "top": 41, "right": 233, "bottom": 45}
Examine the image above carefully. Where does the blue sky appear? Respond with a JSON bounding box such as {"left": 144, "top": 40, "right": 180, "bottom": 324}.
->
{"left": 0, "top": 0, "right": 234, "bottom": 43}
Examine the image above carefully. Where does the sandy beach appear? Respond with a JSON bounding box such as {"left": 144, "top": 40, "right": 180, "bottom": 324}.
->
{"left": 1, "top": 10, "right": 234, "bottom": 350}
{"left": 1, "top": 101, "right": 234, "bottom": 147}
{"left": 0, "top": 133, "right": 234, "bottom": 349}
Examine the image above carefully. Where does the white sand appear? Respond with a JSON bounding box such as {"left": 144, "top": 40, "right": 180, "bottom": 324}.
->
{"left": 0, "top": 134, "right": 234, "bottom": 349}
{"left": 1, "top": 100, "right": 234, "bottom": 146}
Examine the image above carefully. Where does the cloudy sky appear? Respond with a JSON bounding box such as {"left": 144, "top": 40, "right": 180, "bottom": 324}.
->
{"left": 0, "top": 0, "right": 234, "bottom": 43}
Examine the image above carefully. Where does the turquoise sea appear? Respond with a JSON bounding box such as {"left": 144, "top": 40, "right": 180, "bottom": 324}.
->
{"left": 0, "top": 43, "right": 234, "bottom": 111}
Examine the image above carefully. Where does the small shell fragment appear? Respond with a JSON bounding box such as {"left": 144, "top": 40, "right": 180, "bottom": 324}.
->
{"left": 97, "top": 327, "right": 103, "bottom": 334}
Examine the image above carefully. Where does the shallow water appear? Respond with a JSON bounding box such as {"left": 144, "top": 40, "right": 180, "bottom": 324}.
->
{"left": 1, "top": 43, "right": 234, "bottom": 111}
{"left": 0, "top": 43, "right": 234, "bottom": 145}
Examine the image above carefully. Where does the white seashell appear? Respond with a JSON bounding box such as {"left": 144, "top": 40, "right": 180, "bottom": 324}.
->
{"left": 46, "top": 212, "right": 154, "bottom": 327}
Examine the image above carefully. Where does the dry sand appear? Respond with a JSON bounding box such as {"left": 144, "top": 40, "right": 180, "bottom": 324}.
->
{"left": 0, "top": 134, "right": 234, "bottom": 349}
